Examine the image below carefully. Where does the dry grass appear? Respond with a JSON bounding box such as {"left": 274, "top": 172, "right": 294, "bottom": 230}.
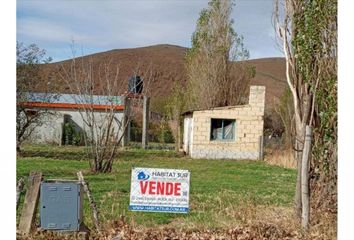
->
{"left": 309, "top": 210, "right": 337, "bottom": 240}
{"left": 265, "top": 148, "right": 296, "bottom": 169}
{"left": 17, "top": 204, "right": 337, "bottom": 240}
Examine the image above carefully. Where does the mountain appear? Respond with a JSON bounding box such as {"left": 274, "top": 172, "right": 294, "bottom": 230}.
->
{"left": 38, "top": 44, "right": 287, "bottom": 111}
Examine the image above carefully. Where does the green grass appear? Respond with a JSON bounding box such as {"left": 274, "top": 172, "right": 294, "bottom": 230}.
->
{"left": 17, "top": 144, "right": 296, "bottom": 229}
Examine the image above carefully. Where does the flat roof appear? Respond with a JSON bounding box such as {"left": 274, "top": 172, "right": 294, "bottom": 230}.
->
{"left": 18, "top": 92, "right": 125, "bottom": 111}
{"left": 181, "top": 104, "right": 249, "bottom": 116}
{"left": 19, "top": 102, "right": 124, "bottom": 111}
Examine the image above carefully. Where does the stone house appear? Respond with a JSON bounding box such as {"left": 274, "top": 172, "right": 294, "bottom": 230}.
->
{"left": 182, "top": 86, "right": 266, "bottom": 160}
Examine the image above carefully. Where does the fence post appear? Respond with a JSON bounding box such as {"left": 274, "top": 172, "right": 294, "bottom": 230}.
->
{"left": 122, "top": 97, "right": 131, "bottom": 147}
{"left": 77, "top": 171, "right": 100, "bottom": 233}
{"left": 142, "top": 96, "right": 150, "bottom": 149}
{"left": 18, "top": 172, "right": 42, "bottom": 234}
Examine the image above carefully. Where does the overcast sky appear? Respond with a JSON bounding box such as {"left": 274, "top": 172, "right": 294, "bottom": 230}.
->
{"left": 17, "top": 0, "right": 284, "bottom": 62}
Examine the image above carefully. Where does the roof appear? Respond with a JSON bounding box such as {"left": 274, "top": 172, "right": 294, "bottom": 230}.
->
{"left": 24, "top": 93, "right": 123, "bottom": 105}
{"left": 181, "top": 104, "right": 249, "bottom": 116}
{"left": 19, "top": 102, "right": 124, "bottom": 111}
{"left": 19, "top": 92, "right": 124, "bottom": 111}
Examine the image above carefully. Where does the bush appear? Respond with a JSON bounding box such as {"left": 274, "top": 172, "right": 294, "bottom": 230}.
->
{"left": 156, "top": 119, "right": 175, "bottom": 144}
{"left": 130, "top": 119, "right": 174, "bottom": 144}
{"left": 63, "top": 122, "right": 84, "bottom": 146}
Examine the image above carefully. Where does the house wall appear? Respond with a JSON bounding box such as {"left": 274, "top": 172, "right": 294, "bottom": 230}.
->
{"left": 189, "top": 86, "right": 265, "bottom": 160}
{"left": 28, "top": 109, "right": 124, "bottom": 145}
{"left": 183, "top": 116, "right": 193, "bottom": 154}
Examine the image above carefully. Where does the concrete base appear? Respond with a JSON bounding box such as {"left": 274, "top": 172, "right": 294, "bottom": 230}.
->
{"left": 191, "top": 149, "right": 259, "bottom": 160}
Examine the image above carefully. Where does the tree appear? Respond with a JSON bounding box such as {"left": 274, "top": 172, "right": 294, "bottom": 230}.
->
{"left": 60, "top": 48, "right": 152, "bottom": 173}
{"left": 274, "top": 0, "right": 337, "bottom": 229}
{"left": 186, "top": 0, "right": 253, "bottom": 110}
{"left": 165, "top": 81, "right": 187, "bottom": 151}
{"left": 16, "top": 42, "right": 56, "bottom": 153}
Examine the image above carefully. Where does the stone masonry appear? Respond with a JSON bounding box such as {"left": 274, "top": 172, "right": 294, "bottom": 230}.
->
{"left": 188, "top": 86, "right": 266, "bottom": 160}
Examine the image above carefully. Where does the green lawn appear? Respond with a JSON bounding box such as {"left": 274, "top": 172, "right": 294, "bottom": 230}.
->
{"left": 17, "top": 144, "right": 296, "bottom": 229}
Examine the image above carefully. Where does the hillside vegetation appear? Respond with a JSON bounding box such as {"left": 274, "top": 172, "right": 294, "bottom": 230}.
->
{"left": 37, "top": 44, "right": 286, "bottom": 111}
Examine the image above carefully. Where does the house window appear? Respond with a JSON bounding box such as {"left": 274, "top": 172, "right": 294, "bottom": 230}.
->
{"left": 210, "top": 119, "right": 236, "bottom": 141}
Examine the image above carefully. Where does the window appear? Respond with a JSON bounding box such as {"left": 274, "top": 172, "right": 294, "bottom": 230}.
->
{"left": 210, "top": 119, "right": 236, "bottom": 141}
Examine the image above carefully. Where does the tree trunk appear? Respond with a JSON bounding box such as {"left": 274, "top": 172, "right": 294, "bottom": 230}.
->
{"left": 301, "top": 125, "right": 312, "bottom": 230}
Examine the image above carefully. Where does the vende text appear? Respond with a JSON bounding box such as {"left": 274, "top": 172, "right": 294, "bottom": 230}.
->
{"left": 140, "top": 181, "right": 181, "bottom": 196}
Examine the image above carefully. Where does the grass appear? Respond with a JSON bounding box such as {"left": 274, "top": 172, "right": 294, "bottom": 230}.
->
{"left": 264, "top": 148, "right": 296, "bottom": 169}
{"left": 17, "top": 144, "right": 296, "bottom": 230}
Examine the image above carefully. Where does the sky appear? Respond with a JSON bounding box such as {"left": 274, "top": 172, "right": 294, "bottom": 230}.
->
{"left": 17, "top": 0, "right": 284, "bottom": 62}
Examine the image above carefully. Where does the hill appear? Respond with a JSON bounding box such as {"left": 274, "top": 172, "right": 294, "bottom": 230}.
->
{"left": 245, "top": 57, "right": 287, "bottom": 108}
{"left": 38, "top": 44, "right": 287, "bottom": 111}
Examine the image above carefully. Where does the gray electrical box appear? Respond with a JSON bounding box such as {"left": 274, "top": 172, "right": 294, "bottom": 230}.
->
{"left": 40, "top": 180, "right": 83, "bottom": 231}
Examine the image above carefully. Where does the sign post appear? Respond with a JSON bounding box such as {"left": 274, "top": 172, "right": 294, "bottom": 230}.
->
{"left": 129, "top": 168, "right": 190, "bottom": 213}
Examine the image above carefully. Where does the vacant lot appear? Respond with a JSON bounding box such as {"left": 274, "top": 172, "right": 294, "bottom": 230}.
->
{"left": 17, "top": 144, "right": 296, "bottom": 230}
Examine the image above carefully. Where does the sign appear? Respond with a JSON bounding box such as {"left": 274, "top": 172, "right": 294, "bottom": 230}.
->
{"left": 129, "top": 167, "right": 190, "bottom": 213}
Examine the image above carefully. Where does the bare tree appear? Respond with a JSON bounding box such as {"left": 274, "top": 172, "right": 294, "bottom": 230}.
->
{"left": 16, "top": 42, "right": 58, "bottom": 153}
{"left": 60, "top": 48, "right": 152, "bottom": 173}
{"left": 186, "top": 0, "right": 253, "bottom": 110}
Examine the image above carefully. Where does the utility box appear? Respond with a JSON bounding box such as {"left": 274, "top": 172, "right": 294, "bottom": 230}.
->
{"left": 40, "top": 180, "right": 83, "bottom": 231}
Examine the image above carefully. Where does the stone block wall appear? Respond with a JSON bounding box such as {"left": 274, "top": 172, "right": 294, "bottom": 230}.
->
{"left": 190, "top": 86, "right": 266, "bottom": 160}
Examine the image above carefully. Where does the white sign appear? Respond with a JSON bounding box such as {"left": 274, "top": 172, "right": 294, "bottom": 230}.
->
{"left": 129, "top": 167, "right": 190, "bottom": 213}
